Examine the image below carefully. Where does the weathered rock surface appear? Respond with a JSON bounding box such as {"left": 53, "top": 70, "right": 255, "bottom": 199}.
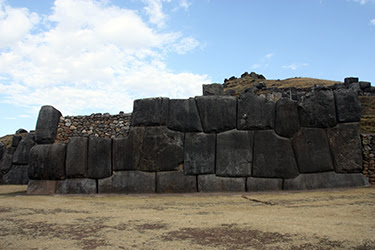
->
{"left": 0, "top": 147, "right": 15, "bottom": 174}
{"left": 13, "top": 133, "right": 35, "bottom": 165}
{"left": 216, "top": 130, "right": 253, "bottom": 177}
{"left": 167, "top": 98, "right": 203, "bottom": 132}
{"left": 116, "top": 127, "right": 145, "bottom": 171}
{"left": 28, "top": 144, "right": 66, "bottom": 180}
{"left": 87, "top": 136, "right": 112, "bottom": 179}
{"left": 195, "top": 96, "right": 236, "bottom": 133}
{"left": 0, "top": 141, "right": 4, "bottom": 160}
{"left": 284, "top": 172, "right": 369, "bottom": 190}
{"left": 11, "top": 135, "right": 22, "bottom": 147}
{"left": 197, "top": 175, "right": 245, "bottom": 192}
{"left": 291, "top": 128, "right": 334, "bottom": 173}
{"left": 27, "top": 180, "right": 57, "bottom": 195}
{"left": 184, "top": 133, "right": 215, "bottom": 175}
{"left": 327, "top": 123, "right": 363, "bottom": 173}
{"left": 139, "top": 127, "right": 184, "bottom": 172}
{"left": 131, "top": 97, "right": 169, "bottom": 126}
{"left": 66, "top": 137, "right": 88, "bottom": 178}
{"left": 253, "top": 130, "right": 299, "bottom": 178}
{"left": 99, "top": 171, "right": 156, "bottom": 193}
{"left": 246, "top": 178, "right": 283, "bottom": 192}
{"left": 2, "top": 165, "right": 29, "bottom": 184}
{"left": 334, "top": 89, "right": 361, "bottom": 122}
{"left": 237, "top": 93, "right": 275, "bottom": 130}
{"left": 275, "top": 98, "right": 300, "bottom": 138}
{"left": 298, "top": 90, "right": 337, "bottom": 128}
{"left": 35, "top": 105, "right": 62, "bottom": 144}
{"left": 359, "top": 81, "right": 371, "bottom": 90}
{"left": 344, "top": 77, "right": 359, "bottom": 86}
{"left": 56, "top": 179, "right": 97, "bottom": 194}
{"left": 157, "top": 171, "right": 196, "bottom": 193}
{"left": 202, "top": 83, "right": 224, "bottom": 96}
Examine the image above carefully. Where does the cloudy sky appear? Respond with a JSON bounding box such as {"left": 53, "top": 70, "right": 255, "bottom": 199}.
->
{"left": 1, "top": 0, "right": 374, "bottom": 136}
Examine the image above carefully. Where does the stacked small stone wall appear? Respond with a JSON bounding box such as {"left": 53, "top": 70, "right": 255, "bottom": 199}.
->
{"left": 26, "top": 87, "right": 370, "bottom": 194}
{"left": 361, "top": 134, "right": 375, "bottom": 185}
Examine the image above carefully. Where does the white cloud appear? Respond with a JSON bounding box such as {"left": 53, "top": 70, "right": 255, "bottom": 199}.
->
{"left": 179, "top": 0, "right": 191, "bottom": 11}
{"left": 0, "top": 0, "right": 209, "bottom": 116}
{"left": 264, "top": 53, "right": 274, "bottom": 59}
{"left": 370, "top": 19, "right": 375, "bottom": 26}
{"left": 350, "top": 0, "right": 375, "bottom": 4}
{"left": 282, "top": 63, "right": 309, "bottom": 70}
{"left": 143, "top": 0, "right": 168, "bottom": 29}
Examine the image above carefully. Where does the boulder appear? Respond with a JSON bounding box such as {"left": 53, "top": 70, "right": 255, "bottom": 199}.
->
{"left": 0, "top": 147, "right": 15, "bottom": 174}
{"left": 334, "top": 89, "right": 361, "bottom": 122}
{"left": 0, "top": 141, "right": 4, "bottom": 160}
{"left": 284, "top": 172, "right": 369, "bottom": 190}
{"left": 157, "top": 171, "right": 197, "bottom": 193}
{"left": 87, "top": 136, "right": 112, "bottom": 179}
{"left": 167, "top": 98, "right": 203, "bottom": 132}
{"left": 253, "top": 130, "right": 299, "bottom": 179}
{"left": 344, "top": 77, "right": 359, "bottom": 86}
{"left": 66, "top": 137, "right": 88, "bottom": 178}
{"left": 195, "top": 96, "right": 237, "bottom": 133}
{"left": 225, "top": 89, "right": 236, "bottom": 96}
{"left": 35, "top": 105, "right": 62, "bottom": 144}
{"left": 327, "top": 123, "right": 363, "bottom": 173}
{"left": 274, "top": 98, "right": 300, "bottom": 138}
{"left": 28, "top": 144, "right": 66, "bottom": 180}
{"left": 216, "top": 130, "right": 253, "bottom": 177}
{"left": 16, "top": 128, "right": 28, "bottom": 134}
{"left": 99, "top": 171, "right": 156, "bottom": 193}
{"left": 298, "top": 90, "right": 337, "bottom": 128}
{"left": 2, "top": 165, "right": 29, "bottom": 184}
{"left": 184, "top": 133, "right": 215, "bottom": 175}
{"left": 139, "top": 127, "right": 184, "bottom": 172}
{"left": 131, "top": 97, "right": 169, "bottom": 126}
{"left": 13, "top": 133, "right": 35, "bottom": 165}
{"left": 202, "top": 84, "right": 224, "bottom": 96}
{"left": 237, "top": 92, "right": 275, "bottom": 130}
{"left": 348, "top": 82, "right": 361, "bottom": 95}
{"left": 11, "top": 135, "right": 22, "bottom": 147}
{"left": 246, "top": 178, "right": 283, "bottom": 192}
{"left": 359, "top": 81, "right": 371, "bottom": 90}
{"left": 198, "top": 175, "right": 245, "bottom": 192}
{"left": 56, "top": 179, "right": 97, "bottom": 194}
{"left": 291, "top": 128, "right": 334, "bottom": 173}
{"left": 27, "top": 180, "right": 57, "bottom": 195}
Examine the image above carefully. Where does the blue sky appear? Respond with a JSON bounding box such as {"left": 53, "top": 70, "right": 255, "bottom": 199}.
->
{"left": 1, "top": 0, "right": 374, "bottom": 136}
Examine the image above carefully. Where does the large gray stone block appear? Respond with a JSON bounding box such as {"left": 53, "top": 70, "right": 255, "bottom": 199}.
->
{"left": 131, "top": 97, "right": 169, "bottom": 126}
{"left": 27, "top": 180, "right": 57, "bottom": 195}
{"left": 216, "top": 130, "right": 253, "bottom": 177}
{"left": 13, "top": 133, "right": 35, "bottom": 165}
{"left": 253, "top": 130, "right": 299, "bottom": 179}
{"left": 66, "top": 137, "right": 88, "bottom": 178}
{"left": 28, "top": 144, "right": 66, "bottom": 180}
{"left": 99, "top": 171, "right": 156, "bottom": 193}
{"left": 327, "top": 123, "right": 363, "bottom": 173}
{"left": 167, "top": 98, "right": 203, "bottom": 132}
{"left": 184, "top": 133, "right": 215, "bottom": 175}
{"left": 334, "top": 89, "right": 361, "bottom": 123}
{"left": 35, "top": 105, "right": 62, "bottom": 144}
{"left": 0, "top": 147, "right": 15, "bottom": 174}
{"left": 56, "top": 179, "right": 97, "bottom": 194}
{"left": 87, "top": 137, "right": 112, "bottom": 179}
{"left": 195, "top": 96, "right": 237, "bottom": 133}
{"left": 3, "top": 165, "right": 29, "bottom": 184}
{"left": 198, "top": 175, "right": 245, "bottom": 192}
{"left": 0, "top": 141, "right": 4, "bottom": 160}
{"left": 237, "top": 93, "right": 275, "bottom": 130}
{"left": 139, "top": 127, "right": 184, "bottom": 172}
{"left": 157, "top": 171, "right": 197, "bottom": 193}
{"left": 11, "top": 135, "right": 22, "bottom": 147}
{"left": 291, "top": 128, "right": 334, "bottom": 173}
{"left": 202, "top": 84, "right": 224, "bottom": 96}
{"left": 298, "top": 90, "right": 337, "bottom": 128}
{"left": 275, "top": 98, "right": 300, "bottom": 138}
{"left": 284, "top": 172, "right": 369, "bottom": 190}
{"left": 246, "top": 177, "right": 283, "bottom": 192}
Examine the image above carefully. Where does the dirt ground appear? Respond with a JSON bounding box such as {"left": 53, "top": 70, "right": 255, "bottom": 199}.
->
{"left": 0, "top": 185, "right": 374, "bottom": 249}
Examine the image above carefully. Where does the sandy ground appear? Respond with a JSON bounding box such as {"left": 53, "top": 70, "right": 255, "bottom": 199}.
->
{"left": 0, "top": 185, "right": 374, "bottom": 249}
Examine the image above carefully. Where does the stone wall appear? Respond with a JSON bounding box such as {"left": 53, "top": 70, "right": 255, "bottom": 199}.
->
{"left": 361, "top": 134, "right": 375, "bottom": 185}
{"left": 26, "top": 87, "right": 370, "bottom": 194}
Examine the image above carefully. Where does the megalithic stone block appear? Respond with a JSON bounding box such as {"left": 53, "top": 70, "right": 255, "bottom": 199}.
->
{"left": 327, "top": 123, "right": 363, "bottom": 173}
{"left": 27, "top": 180, "right": 58, "bottom": 195}
{"left": 0, "top": 141, "right": 4, "bottom": 160}
{"left": 11, "top": 135, "right": 22, "bottom": 147}
{"left": 28, "top": 143, "right": 66, "bottom": 180}
{"left": 284, "top": 172, "right": 369, "bottom": 190}
{"left": 195, "top": 96, "right": 237, "bottom": 133}
{"left": 35, "top": 105, "right": 62, "bottom": 144}
{"left": 291, "top": 128, "right": 334, "bottom": 173}
{"left": 184, "top": 132, "right": 215, "bottom": 175}
{"left": 167, "top": 98, "right": 203, "bottom": 132}
{"left": 56, "top": 179, "right": 97, "bottom": 194}
{"left": 87, "top": 136, "right": 112, "bottom": 179}
{"left": 253, "top": 130, "right": 299, "bottom": 179}
{"left": 139, "top": 127, "right": 184, "bottom": 172}
{"left": 246, "top": 177, "right": 283, "bottom": 192}
{"left": 216, "top": 130, "right": 253, "bottom": 177}
{"left": 237, "top": 92, "right": 275, "bottom": 130}
{"left": 156, "top": 171, "right": 197, "bottom": 193}
{"left": 0, "top": 147, "right": 15, "bottom": 174}
{"left": 99, "top": 171, "right": 156, "bottom": 193}
{"left": 275, "top": 98, "right": 300, "bottom": 138}
{"left": 66, "top": 137, "right": 88, "bottom": 178}
{"left": 197, "top": 175, "right": 245, "bottom": 192}
{"left": 298, "top": 90, "right": 337, "bottom": 128}
{"left": 13, "top": 133, "right": 35, "bottom": 165}
{"left": 334, "top": 88, "right": 361, "bottom": 122}
{"left": 131, "top": 97, "right": 169, "bottom": 126}
{"left": 3, "top": 165, "right": 29, "bottom": 184}
{"left": 202, "top": 84, "right": 224, "bottom": 96}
